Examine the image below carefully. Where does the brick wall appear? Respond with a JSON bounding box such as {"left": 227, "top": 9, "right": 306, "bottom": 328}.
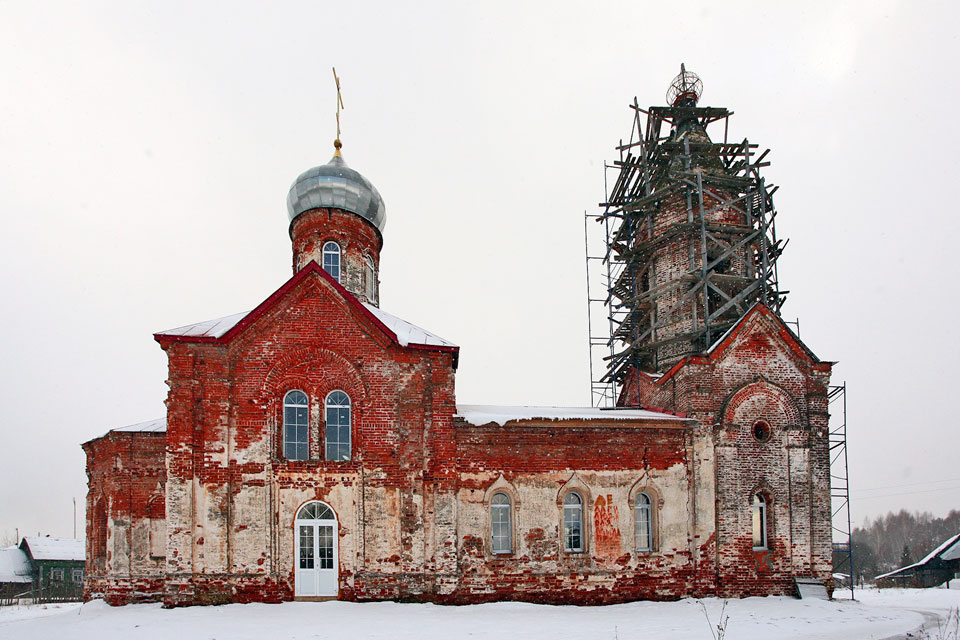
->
{"left": 82, "top": 431, "right": 166, "bottom": 603}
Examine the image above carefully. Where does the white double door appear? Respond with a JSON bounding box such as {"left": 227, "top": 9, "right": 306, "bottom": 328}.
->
{"left": 295, "top": 517, "right": 338, "bottom": 596}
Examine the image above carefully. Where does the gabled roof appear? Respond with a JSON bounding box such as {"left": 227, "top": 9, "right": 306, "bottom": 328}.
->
{"left": 657, "top": 303, "right": 829, "bottom": 383}
{"left": 875, "top": 533, "right": 960, "bottom": 580}
{"left": 155, "top": 261, "right": 457, "bottom": 355}
{"left": 456, "top": 404, "right": 690, "bottom": 427}
{"left": 0, "top": 546, "right": 33, "bottom": 583}
{"left": 20, "top": 537, "right": 84, "bottom": 562}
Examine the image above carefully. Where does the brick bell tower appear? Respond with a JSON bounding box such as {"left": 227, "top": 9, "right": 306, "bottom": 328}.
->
{"left": 287, "top": 74, "right": 385, "bottom": 306}
{"left": 599, "top": 65, "right": 786, "bottom": 392}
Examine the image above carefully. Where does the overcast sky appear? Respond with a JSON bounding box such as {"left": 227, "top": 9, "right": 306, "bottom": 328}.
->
{"left": 1, "top": 1, "right": 957, "bottom": 542}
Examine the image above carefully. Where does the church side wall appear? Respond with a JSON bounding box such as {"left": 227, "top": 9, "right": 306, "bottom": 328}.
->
{"left": 83, "top": 432, "right": 166, "bottom": 604}
{"left": 449, "top": 420, "right": 715, "bottom": 603}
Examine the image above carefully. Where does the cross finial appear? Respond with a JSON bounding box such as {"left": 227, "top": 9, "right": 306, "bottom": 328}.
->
{"left": 333, "top": 67, "right": 345, "bottom": 156}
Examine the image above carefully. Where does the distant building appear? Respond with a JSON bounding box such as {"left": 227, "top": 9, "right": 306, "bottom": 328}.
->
{"left": 19, "top": 536, "right": 85, "bottom": 600}
{"left": 0, "top": 546, "right": 33, "bottom": 599}
{"left": 876, "top": 534, "right": 960, "bottom": 588}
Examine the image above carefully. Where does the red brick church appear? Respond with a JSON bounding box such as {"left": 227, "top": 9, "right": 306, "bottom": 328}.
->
{"left": 83, "top": 70, "right": 834, "bottom": 606}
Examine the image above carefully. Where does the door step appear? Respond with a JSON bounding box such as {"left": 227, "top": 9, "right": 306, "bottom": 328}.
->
{"left": 794, "top": 577, "right": 829, "bottom": 600}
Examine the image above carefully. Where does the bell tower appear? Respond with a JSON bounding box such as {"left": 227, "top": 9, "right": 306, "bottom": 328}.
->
{"left": 596, "top": 65, "right": 785, "bottom": 397}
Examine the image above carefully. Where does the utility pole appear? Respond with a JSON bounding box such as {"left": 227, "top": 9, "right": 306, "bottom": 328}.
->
{"left": 73, "top": 497, "right": 77, "bottom": 539}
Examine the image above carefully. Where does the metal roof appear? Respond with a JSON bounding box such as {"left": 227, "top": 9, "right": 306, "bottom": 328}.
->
{"left": 20, "top": 537, "right": 84, "bottom": 562}
{"left": 287, "top": 154, "right": 386, "bottom": 234}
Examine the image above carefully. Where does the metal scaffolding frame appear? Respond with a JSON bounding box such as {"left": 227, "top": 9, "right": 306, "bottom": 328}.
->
{"left": 829, "top": 383, "right": 854, "bottom": 599}
{"left": 586, "top": 68, "right": 787, "bottom": 400}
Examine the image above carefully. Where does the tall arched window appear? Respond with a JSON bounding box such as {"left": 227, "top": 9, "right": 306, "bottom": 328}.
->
{"left": 635, "top": 492, "right": 652, "bottom": 552}
{"left": 325, "top": 391, "right": 351, "bottom": 461}
{"left": 283, "top": 390, "right": 309, "bottom": 460}
{"left": 322, "top": 242, "right": 341, "bottom": 282}
{"left": 490, "top": 493, "right": 512, "bottom": 554}
{"left": 364, "top": 254, "right": 377, "bottom": 303}
{"left": 563, "top": 492, "right": 583, "bottom": 552}
{"left": 752, "top": 493, "right": 767, "bottom": 550}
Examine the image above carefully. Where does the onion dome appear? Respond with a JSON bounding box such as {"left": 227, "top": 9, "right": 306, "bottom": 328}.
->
{"left": 286, "top": 153, "right": 386, "bottom": 235}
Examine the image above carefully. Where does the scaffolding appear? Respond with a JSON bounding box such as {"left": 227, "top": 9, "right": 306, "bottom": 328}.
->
{"left": 829, "top": 383, "right": 854, "bottom": 599}
{"left": 586, "top": 67, "right": 787, "bottom": 404}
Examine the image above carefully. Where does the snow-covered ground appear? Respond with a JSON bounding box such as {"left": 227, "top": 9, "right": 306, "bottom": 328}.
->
{"left": 1, "top": 588, "right": 957, "bottom": 640}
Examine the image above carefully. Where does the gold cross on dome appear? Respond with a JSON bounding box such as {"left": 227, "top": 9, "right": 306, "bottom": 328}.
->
{"left": 333, "top": 67, "right": 345, "bottom": 155}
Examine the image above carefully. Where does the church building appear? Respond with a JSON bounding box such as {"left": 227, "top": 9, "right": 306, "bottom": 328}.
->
{"left": 83, "top": 69, "right": 834, "bottom": 606}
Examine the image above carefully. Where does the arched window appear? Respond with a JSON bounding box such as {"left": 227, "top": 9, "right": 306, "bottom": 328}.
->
{"left": 752, "top": 493, "right": 767, "bottom": 550}
{"left": 490, "top": 492, "right": 512, "bottom": 554}
{"left": 635, "top": 492, "right": 652, "bottom": 552}
{"left": 325, "top": 391, "right": 351, "bottom": 461}
{"left": 283, "top": 390, "right": 309, "bottom": 460}
{"left": 364, "top": 254, "right": 377, "bottom": 303}
{"left": 322, "top": 242, "right": 341, "bottom": 282}
{"left": 563, "top": 492, "right": 583, "bottom": 552}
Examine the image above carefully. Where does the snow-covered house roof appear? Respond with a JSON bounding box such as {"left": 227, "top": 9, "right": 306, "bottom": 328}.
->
{"left": 0, "top": 546, "right": 33, "bottom": 583}
{"left": 20, "top": 537, "right": 84, "bottom": 562}
{"left": 875, "top": 533, "right": 960, "bottom": 580}
{"left": 455, "top": 404, "right": 690, "bottom": 427}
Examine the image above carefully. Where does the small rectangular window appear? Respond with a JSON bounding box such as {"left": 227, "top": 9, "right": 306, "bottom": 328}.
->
{"left": 72, "top": 569, "right": 84, "bottom": 583}
{"left": 51, "top": 568, "right": 64, "bottom": 581}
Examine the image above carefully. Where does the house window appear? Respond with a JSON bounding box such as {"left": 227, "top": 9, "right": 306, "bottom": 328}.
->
{"left": 283, "top": 390, "right": 309, "bottom": 460}
{"left": 635, "top": 492, "right": 652, "bottom": 552}
{"left": 563, "top": 492, "right": 584, "bottom": 552}
{"left": 325, "top": 391, "right": 351, "bottom": 461}
{"left": 752, "top": 493, "right": 768, "bottom": 550}
{"left": 51, "top": 568, "right": 64, "bottom": 581}
{"left": 322, "top": 242, "right": 341, "bottom": 282}
{"left": 490, "top": 492, "right": 512, "bottom": 554}
{"left": 364, "top": 254, "right": 377, "bottom": 303}
{"left": 72, "top": 568, "right": 84, "bottom": 583}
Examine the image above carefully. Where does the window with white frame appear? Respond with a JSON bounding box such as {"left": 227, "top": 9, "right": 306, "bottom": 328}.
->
{"left": 283, "top": 390, "right": 309, "bottom": 460}
{"left": 752, "top": 493, "right": 767, "bottom": 550}
{"left": 364, "top": 254, "right": 377, "bottom": 303}
{"left": 635, "top": 492, "right": 652, "bottom": 552}
{"left": 322, "top": 242, "right": 341, "bottom": 282}
{"left": 490, "top": 492, "right": 512, "bottom": 554}
{"left": 51, "top": 568, "right": 64, "bottom": 581}
{"left": 325, "top": 391, "right": 351, "bottom": 461}
{"left": 563, "top": 492, "right": 584, "bottom": 552}
{"left": 72, "top": 568, "right": 84, "bottom": 583}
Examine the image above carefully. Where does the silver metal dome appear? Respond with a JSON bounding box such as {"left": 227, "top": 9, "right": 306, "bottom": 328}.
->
{"left": 286, "top": 154, "right": 386, "bottom": 234}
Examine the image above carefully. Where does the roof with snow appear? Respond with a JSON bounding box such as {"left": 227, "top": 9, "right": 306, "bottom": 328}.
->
{"left": 361, "top": 302, "right": 455, "bottom": 348}
{"left": 875, "top": 533, "right": 960, "bottom": 580}
{"left": 0, "top": 546, "right": 33, "bottom": 583}
{"left": 154, "top": 262, "right": 456, "bottom": 353}
{"left": 455, "top": 404, "right": 689, "bottom": 427}
{"left": 157, "top": 311, "right": 248, "bottom": 340}
{"left": 20, "top": 537, "right": 84, "bottom": 562}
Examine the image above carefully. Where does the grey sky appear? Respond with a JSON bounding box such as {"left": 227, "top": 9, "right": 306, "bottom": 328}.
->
{"left": 1, "top": 1, "right": 956, "bottom": 541}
